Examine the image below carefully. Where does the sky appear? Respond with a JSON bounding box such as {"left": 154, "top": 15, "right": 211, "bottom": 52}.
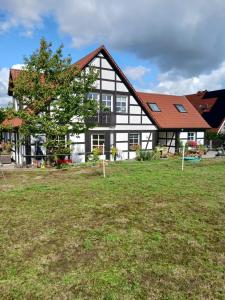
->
{"left": 1, "top": 0, "right": 225, "bottom": 107}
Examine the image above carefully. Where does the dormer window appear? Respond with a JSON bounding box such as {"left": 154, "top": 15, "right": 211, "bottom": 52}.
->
{"left": 148, "top": 103, "right": 161, "bottom": 112}
{"left": 175, "top": 104, "right": 186, "bottom": 113}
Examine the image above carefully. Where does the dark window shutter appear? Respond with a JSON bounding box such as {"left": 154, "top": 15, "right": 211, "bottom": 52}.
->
{"left": 105, "top": 132, "right": 111, "bottom": 160}
{"left": 85, "top": 132, "right": 91, "bottom": 161}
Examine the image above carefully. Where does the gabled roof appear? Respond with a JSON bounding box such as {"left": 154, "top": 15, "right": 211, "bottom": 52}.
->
{"left": 8, "top": 69, "right": 21, "bottom": 96}
{"left": 186, "top": 89, "right": 225, "bottom": 132}
{"left": 7, "top": 45, "right": 157, "bottom": 127}
{"left": 73, "top": 45, "right": 105, "bottom": 70}
{"left": 137, "top": 92, "right": 210, "bottom": 129}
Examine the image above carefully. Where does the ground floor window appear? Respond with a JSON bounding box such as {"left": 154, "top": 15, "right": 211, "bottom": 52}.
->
{"left": 187, "top": 132, "right": 195, "bottom": 141}
{"left": 91, "top": 134, "right": 105, "bottom": 152}
{"left": 129, "top": 133, "right": 139, "bottom": 150}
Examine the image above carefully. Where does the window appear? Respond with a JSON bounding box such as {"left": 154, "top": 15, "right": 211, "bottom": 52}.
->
{"left": 188, "top": 132, "right": 195, "bottom": 141}
{"left": 148, "top": 103, "right": 161, "bottom": 112}
{"left": 87, "top": 92, "right": 99, "bottom": 101}
{"left": 116, "top": 95, "right": 127, "bottom": 113}
{"left": 102, "top": 94, "right": 113, "bottom": 111}
{"left": 175, "top": 104, "right": 186, "bottom": 113}
{"left": 129, "top": 133, "right": 139, "bottom": 150}
{"left": 91, "top": 134, "right": 105, "bottom": 151}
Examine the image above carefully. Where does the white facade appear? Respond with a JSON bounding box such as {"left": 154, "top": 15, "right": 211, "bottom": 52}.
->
{"left": 158, "top": 130, "right": 205, "bottom": 153}
{"left": 3, "top": 48, "right": 207, "bottom": 165}
{"left": 70, "top": 51, "right": 157, "bottom": 163}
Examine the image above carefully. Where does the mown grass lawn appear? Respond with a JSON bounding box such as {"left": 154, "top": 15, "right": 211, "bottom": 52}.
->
{"left": 0, "top": 159, "right": 225, "bottom": 299}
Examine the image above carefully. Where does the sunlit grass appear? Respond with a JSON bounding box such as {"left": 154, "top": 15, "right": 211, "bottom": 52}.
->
{"left": 0, "top": 159, "right": 225, "bottom": 299}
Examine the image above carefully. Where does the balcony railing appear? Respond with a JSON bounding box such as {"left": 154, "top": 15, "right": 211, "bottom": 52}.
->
{"left": 85, "top": 112, "right": 116, "bottom": 127}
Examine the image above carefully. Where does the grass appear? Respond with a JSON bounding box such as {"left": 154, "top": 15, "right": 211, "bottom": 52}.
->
{"left": 0, "top": 158, "right": 225, "bottom": 299}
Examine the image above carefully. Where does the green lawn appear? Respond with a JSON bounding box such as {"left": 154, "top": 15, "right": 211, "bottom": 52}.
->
{"left": 0, "top": 159, "right": 225, "bottom": 299}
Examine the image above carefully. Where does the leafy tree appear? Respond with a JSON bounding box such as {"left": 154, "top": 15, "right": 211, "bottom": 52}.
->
{"left": 205, "top": 131, "right": 225, "bottom": 141}
{"left": 0, "top": 108, "right": 8, "bottom": 133}
{"left": 9, "top": 38, "right": 98, "bottom": 160}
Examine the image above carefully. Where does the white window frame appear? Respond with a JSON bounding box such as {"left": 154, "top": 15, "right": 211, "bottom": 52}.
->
{"left": 87, "top": 92, "right": 100, "bottom": 102}
{"left": 91, "top": 134, "right": 105, "bottom": 151}
{"left": 116, "top": 95, "right": 127, "bottom": 114}
{"left": 102, "top": 94, "right": 113, "bottom": 112}
{"left": 187, "top": 132, "right": 195, "bottom": 141}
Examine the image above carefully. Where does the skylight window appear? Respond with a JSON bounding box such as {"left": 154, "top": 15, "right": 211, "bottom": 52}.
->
{"left": 175, "top": 104, "right": 186, "bottom": 113}
{"left": 148, "top": 103, "right": 161, "bottom": 112}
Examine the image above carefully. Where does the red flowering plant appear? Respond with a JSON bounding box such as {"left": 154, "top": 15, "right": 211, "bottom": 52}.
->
{"left": 186, "top": 140, "right": 198, "bottom": 148}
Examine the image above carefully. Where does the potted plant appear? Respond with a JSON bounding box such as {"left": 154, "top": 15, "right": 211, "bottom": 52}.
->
{"left": 88, "top": 147, "right": 102, "bottom": 165}
{"left": 0, "top": 141, "right": 12, "bottom": 164}
{"left": 111, "top": 146, "right": 118, "bottom": 161}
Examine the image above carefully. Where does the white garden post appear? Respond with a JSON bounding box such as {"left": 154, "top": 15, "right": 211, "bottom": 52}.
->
{"left": 102, "top": 143, "right": 106, "bottom": 178}
{"left": 181, "top": 142, "right": 185, "bottom": 171}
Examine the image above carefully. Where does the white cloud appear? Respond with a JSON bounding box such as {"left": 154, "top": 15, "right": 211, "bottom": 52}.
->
{"left": 11, "top": 64, "right": 25, "bottom": 70}
{"left": 124, "top": 65, "right": 150, "bottom": 81}
{"left": 2, "top": 1, "right": 225, "bottom": 75}
{"left": 142, "top": 61, "right": 225, "bottom": 95}
{"left": 0, "top": 67, "right": 11, "bottom": 107}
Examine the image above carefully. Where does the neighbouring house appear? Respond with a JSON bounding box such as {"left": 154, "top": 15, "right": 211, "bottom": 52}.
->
{"left": 186, "top": 89, "right": 225, "bottom": 134}
{"left": 1, "top": 45, "right": 210, "bottom": 165}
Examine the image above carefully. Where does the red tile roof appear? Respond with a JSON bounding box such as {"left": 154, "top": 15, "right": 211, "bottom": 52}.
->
{"left": 137, "top": 92, "right": 210, "bottom": 129}
{"left": 186, "top": 92, "right": 217, "bottom": 113}
{"left": 2, "top": 117, "right": 23, "bottom": 128}
{"left": 6, "top": 45, "right": 210, "bottom": 130}
{"left": 186, "top": 89, "right": 225, "bottom": 132}
{"left": 8, "top": 45, "right": 158, "bottom": 127}
{"left": 73, "top": 45, "right": 105, "bottom": 70}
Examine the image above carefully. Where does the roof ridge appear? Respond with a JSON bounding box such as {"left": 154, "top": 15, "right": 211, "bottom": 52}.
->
{"left": 137, "top": 91, "right": 186, "bottom": 98}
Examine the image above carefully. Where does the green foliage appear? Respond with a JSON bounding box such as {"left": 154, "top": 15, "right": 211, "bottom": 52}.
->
{"left": 136, "top": 148, "right": 161, "bottom": 161}
{"left": 88, "top": 147, "right": 102, "bottom": 164}
{"left": 0, "top": 141, "right": 12, "bottom": 154}
{"left": 9, "top": 38, "right": 99, "bottom": 152}
{"left": 111, "top": 146, "right": 118, "bottom": 160}
{"left": 205, "top": 131, "right": 225, "bottom": 141}
{"left": 0, "top": 108, "right": 6, "bottom": 124}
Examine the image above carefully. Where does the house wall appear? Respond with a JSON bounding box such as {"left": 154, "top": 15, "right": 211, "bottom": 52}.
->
{"left": 71, "top": 52, "right": 157, "bottom": 163}
{"left": 158, "top": 130, "right": 205, "bottom": 153}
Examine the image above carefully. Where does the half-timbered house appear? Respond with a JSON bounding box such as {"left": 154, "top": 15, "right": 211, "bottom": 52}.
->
{"left": 2, "top": 45, "right": 210, "bottom": 165}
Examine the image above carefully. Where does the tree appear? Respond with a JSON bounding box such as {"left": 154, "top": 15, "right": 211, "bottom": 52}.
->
{"left": 9, "top": 38, "right": 99, "bottom": 161}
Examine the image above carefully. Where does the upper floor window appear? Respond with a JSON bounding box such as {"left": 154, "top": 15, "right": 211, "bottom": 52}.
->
{"left": 116, "top": 95, "right": 127, "bottom": 113}
{"left": 175, "top": 104, "right": 186, "bottom": 113}
{"left": 188, "top": 132, "right": 195, "bottom": 141}
{"left": 102, "top": 94, "right": 113, "bottom": 112}
{"left": 87, "top": 92, "right": 99, "bottom": 101}
{"left": 148, "top": 103, "right": 161, "bottom": 112}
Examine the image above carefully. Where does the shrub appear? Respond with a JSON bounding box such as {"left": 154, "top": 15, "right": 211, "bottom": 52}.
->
{"left": 136, "top": 149, "right": 161, "bottom": 161}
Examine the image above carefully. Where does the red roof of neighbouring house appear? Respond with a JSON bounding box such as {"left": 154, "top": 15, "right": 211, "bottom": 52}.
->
{"left": 137, "top": 92, "right": 210, "bottom": 129}
{"left": 186, "top": 89, "right": 225, "bottom": 132}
